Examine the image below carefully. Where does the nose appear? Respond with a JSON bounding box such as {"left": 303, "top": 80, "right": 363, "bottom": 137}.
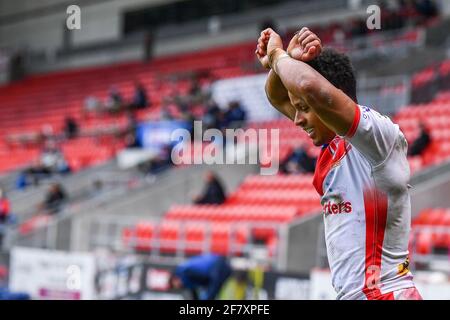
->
{"left": 294, "top": 110, "right": 306, "bottom": 127}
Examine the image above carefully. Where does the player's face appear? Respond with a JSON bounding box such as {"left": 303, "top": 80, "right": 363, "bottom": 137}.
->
{"left": 289, "top": 93, "right": 335, "bottom": 146}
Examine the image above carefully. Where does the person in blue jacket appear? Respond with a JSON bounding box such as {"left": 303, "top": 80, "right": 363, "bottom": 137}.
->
{"left": 169, "top": 254, "right": 232, "bottom": 300}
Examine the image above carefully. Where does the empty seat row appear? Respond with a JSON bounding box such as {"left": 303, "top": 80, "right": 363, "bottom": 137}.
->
{"left": 411, "top": 208, "right": 450, "bottom": 255}
{"left": 122, "top": 220, "right": 250, "bottom": 256}
{"left": 165, "top": 204, "right": 299, "bottom": 223}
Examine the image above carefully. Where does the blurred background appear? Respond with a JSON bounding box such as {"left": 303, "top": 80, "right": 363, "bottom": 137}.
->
{"left": 0, "top": 0, "right": 449, "bottom": 300}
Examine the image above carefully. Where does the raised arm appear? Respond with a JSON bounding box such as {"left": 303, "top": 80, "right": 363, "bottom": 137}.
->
{"left": 256, "top": 28, "right": 323, "bottom": 122}
{"left": 266, "top": 30, "right": 357, "bottom": 136}
{"left": 264, "top": 70, "right": 296, "bottom": 120}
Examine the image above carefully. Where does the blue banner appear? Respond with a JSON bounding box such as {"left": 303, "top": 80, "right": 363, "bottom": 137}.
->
{"left": 136, "top": 120, "right": 192, "bottom": 150}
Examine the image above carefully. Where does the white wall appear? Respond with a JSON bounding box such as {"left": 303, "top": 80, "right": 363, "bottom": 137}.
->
{"left": 0, "top": 13, "right": 65, "bottom": 53}
{"left": 0, "top": 0, "right": 182, "bottom": 51}
{"left": 0, "top": 0, "right": 66, "bottom": 16}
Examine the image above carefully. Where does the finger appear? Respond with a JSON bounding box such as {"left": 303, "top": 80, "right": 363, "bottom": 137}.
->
{"left": 261, "top": 28, "right": 274, "bottom": 38}
{"left": 256, "top": 45, "right": 262, "bottom": 56}
{"left": 304, "top": 39, "right": 321, "bottom": 53}
{"left": 259, "top": 44, "right": 266, "bottom": 56}
{"left": 269, "top": 30, "right": 280, "bottom": 38}
{"left": 296, "top": 27, "right": 309, "bottom": 38}
{"left": 297, "top": 30, "right": 312, "bottom": 46}
{"left": 258, "top": 35, "right": 267, "bottom": 45}
{"left": 258, "top": 41, "right": 267, "bottom": 53}
{"left": 296, "top": 27, "right": 309, "bottom": 37}
{"left": 301, "top": 34, "right": 318, "bottom": 48}
{"left": 258, "top": 41, "right": 266, "bottom": 53}
{"left": 302, "top": 46, "right": 320, "bottom": 61}
{"left": 306, "top": 46, "right": 316, "bottom": 57}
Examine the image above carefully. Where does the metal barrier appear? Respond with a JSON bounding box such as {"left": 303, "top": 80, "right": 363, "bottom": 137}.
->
{"left": 357, "top": 75, "right": 411, "bottom": 116}
{"left": 86, "top": 214, "right": 281, "bottom": 266}
{"left": 329, "top": 27, "right": 426, "bottom": 62}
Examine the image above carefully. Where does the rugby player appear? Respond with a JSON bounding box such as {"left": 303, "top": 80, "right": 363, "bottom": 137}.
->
{"left": 256, "top": 27, "right": 422, "bottom": 300}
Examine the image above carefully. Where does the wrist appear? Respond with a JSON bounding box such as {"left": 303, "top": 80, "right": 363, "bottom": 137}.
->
{"left": 268, "top": 48, "right": 289, "bottom": 74}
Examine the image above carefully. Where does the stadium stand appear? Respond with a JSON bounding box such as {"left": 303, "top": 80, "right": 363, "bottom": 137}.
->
{"left": 395, "top": 97, "right": 450, "bottom": 170}
{"left": 0, "top": 43, "right": 259, "bottom": 174}
{"left": 411, "top": 208, "right": 450, "bottom": 272}
{"left": 121, "top": 79, "right": 450, "bottom": 258}
{"left": 1, "top": 0, "right": 450, "bottom": 300}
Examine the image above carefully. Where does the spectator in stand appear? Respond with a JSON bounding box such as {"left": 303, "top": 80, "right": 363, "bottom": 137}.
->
{"left": 224, "top": 100, "right": 247, "bottom": 129}
{"left": 140, "top": 144, "right": 173, "bottom": 175}
{"left": 280, "top": 144, "right": 317, "bottom": 174}
{"left": 169, "top": 254, "right": 232, "bottom": 300}
{"left": 16, "top": 139, "right": 72, "bottom": 190}
{"left": 64, "top": 116, "right": 79, "bottom": 139}
{"left": 16, "top": 158, "right": 53, "bottom": 189}
{"left": 202, "top": 99, "right": 224, "bottom": 130}
{"left": 129, "top": 82, "right": 149, "bottom": 110}
{"left": 160, "top": 98, "right": 174, "bottom": 120}
{"left": 408, "top": 122, "right": 431, "bottom": 156}
{"left": 42, "top": 183, "right": 67, "bottom": 215}
{"left": 40, "top": 124, "right": 55, "bottom": 142}
{"left": 105, "top": 86, "right": 123, "bottom": 114}
{"left": 83, "top": 95, "right": 102, "bottom": 116}
{"left": 189, "top": 76, "right": 202, "bottom": 97}
{"left": 193, "top": 171, "right": 226, "bottom": 205}
{"left": 0, "top": 188, "right": 10, "bottom": 225}
{"left": 40, "top": 141, "right": 71, "bottom": 174}
{"left": 124, "top": 132, "right": 140, "bottom": 149}
{"left": 174, "top": 94, "right": 191, "bottom": 114}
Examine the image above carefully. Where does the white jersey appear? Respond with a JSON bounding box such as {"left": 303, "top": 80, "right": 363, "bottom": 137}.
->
{"left": 313, "top": 104, "right": 416, "bottom": 300}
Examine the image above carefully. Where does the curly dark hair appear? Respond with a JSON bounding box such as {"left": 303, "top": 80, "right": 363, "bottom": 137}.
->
{"left": 305, "top": 48, "right": 358, "bottom": 103}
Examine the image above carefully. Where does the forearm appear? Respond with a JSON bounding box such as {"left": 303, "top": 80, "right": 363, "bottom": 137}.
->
{"left": 264, "top": 70, "right": 296, "bottom": 121}
{"left": 265, "top": 70, "right": 289, "bottom": 104}
{"left": 270, "top": 49, "right": 355, "bottom": 135}
{"left": 270, "top": 49, "right": 320, "bottom": 101}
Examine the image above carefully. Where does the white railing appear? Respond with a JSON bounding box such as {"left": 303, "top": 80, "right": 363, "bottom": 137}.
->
{"left": 328, "top": 27, "right": 426, "bottom": 61}
{"left": 86, "top": 214, "right": 281, "bottom": 265}
{"left": 358, "top": 75, "right": 411, "bottom": 115}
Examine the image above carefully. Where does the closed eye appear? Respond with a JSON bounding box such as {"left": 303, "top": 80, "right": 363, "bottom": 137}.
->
{"left": 299, "top": 105, "right": 309, "bottom": 113}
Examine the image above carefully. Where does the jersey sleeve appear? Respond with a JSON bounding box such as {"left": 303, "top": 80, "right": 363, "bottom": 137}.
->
{"left": 343, "top": 105, "right": 400, "bottom": 167}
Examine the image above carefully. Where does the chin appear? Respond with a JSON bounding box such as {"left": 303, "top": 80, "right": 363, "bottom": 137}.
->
{"left": 311, "top": 138, "right": 322, "bottom": 146}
